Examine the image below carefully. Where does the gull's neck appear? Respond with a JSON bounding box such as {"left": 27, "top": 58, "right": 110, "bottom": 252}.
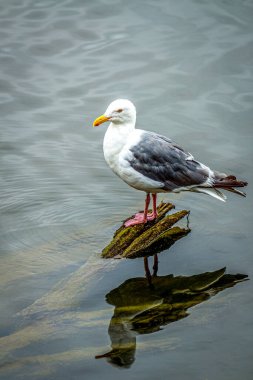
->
{"left": 104, "top": 120, "right": 136, "bottom": 148}
{"left": 103, "top": 120, "right": 136, "bottom": 168}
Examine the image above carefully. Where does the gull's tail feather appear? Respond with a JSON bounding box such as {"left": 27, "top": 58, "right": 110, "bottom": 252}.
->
{"left": 192, "top": 172, "right": 248, "bottom": 201}
{"left": 193, "top": 187, "right": 227, "bottom": 202}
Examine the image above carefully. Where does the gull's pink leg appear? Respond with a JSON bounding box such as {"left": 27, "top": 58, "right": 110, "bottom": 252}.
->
{"left": 124, "top": 193, "right": 151, "bottom": 227}
{"left": 143, "top": 193, "right": 150, "bottom": 222}
{"left": 124, "top": 193, "right": 158, "bottom": 227}
{"left": 151, "top": 194, "right": 158, "bottom": 219}
{"left": 145, "top": 193, "right": 157, "bottom": 221}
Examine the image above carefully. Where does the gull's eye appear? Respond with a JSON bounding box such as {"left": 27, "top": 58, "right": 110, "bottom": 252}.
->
{"left": 116, "top": 108, "right": 123, "bottom": 113}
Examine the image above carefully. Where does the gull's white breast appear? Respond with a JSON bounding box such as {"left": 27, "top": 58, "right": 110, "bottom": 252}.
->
{"left": 103, "top": 126, "right": 164, "bottom": 192}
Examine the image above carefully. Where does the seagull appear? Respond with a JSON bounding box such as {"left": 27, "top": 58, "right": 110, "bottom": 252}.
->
{"left": 93, "top": 99, "right": 247, "bottom": 227}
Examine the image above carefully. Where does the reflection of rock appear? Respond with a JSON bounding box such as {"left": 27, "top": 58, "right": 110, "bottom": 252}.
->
{"left": 96, "top": 267, "right": 247, "bottom": 367}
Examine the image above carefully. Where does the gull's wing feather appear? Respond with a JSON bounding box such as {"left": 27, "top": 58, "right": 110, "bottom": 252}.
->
{"left": 128, "top": 131, "right": 212, "bottom": 191}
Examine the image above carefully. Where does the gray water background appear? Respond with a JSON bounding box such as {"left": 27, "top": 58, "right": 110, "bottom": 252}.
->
{"left": 0, "top": 0, "right": 253, "bottom": 379}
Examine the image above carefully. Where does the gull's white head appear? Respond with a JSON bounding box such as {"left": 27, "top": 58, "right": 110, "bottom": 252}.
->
{"left": 93, "top": 99, "right": 136, "bottom": 127}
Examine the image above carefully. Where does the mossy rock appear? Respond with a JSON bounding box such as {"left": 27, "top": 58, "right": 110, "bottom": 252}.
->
{"left": 102, "top": 202, "right": 190, "bottom": 259}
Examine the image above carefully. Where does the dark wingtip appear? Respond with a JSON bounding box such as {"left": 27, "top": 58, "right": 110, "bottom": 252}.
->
{"left": 214, "top": 175, "right": 248, "bottom": 189}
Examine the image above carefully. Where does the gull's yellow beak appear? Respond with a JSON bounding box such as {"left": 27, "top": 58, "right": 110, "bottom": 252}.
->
{"left": 93, "top": 114, "right": 110, "bottom": 127}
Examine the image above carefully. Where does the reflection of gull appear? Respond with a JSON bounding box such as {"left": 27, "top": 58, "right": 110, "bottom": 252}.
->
{"left": 96, "top": 266, "right": 247, "bottom": 368}
{"left": 93, "top": 99, "right": 247, "bottom": 226}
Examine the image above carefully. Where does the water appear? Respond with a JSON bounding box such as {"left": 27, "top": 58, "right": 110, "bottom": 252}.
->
{"left": 0, "top": 0, "right": 253, "bottom": 378}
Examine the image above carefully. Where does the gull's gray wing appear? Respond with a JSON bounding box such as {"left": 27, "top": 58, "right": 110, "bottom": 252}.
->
{"left": 128, "top": 131, "right": 211, "bottom": 191}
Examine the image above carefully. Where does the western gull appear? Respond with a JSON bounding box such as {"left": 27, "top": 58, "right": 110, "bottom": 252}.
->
{"left": 93, "top": 99, "right": 247, "bottom": 227}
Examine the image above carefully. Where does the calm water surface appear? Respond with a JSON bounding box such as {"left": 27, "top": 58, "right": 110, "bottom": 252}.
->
{"left": 0, "top": 0, "right": 253, "bottom": 379}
